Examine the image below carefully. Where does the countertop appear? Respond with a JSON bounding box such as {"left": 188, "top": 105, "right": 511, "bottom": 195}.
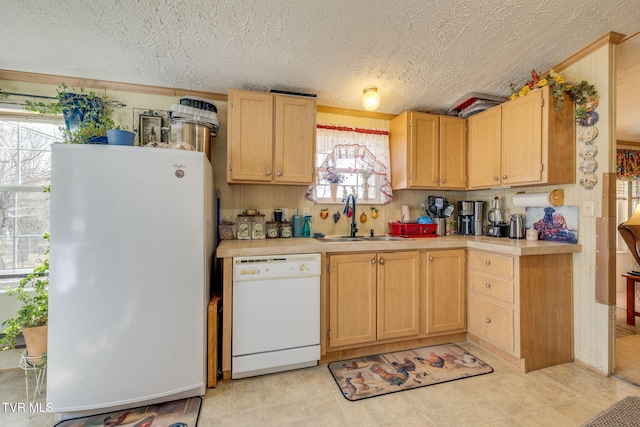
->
{"left": 216, "top": 235, "right": 582, "bottom": 258}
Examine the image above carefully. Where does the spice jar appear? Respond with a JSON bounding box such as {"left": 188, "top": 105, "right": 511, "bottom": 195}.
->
{"left": 279, "top": 221, "right": 292, "bottom": 238}
{"left": 251, "top": 213, "right": 265, "bottom": 239}
{"left": 266, "top": 221, "right": 279, "bottom": 239}
{"left": 236, "top": 214, "right": 251, "bottom": 240}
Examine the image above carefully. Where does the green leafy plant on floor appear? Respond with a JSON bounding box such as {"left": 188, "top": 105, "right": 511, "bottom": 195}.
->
{"left": 0, "top": 233, "right": 49, "bottom": 352}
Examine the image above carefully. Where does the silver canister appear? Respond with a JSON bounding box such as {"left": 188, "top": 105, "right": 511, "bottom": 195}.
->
{"left": 169, "top": 119, "right": 214, "bottom": 160}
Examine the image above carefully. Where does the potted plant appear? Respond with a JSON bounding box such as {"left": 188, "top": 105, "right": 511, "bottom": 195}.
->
{"left": 24, "top": 83, "right": 123, "bottom": 144}
{"left": 0, "top": 233, "right": 49, "bottom": 366}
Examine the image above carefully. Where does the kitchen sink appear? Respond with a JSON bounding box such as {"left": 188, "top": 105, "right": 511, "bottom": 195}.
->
{"left": 362, "top": 236, "right": 409, "bottom": 241}
{"left": 314, "top": 236, "right": 409, "bottom": 242}
{"left": 314, "top": 237, "right": 363, "bottom": 242}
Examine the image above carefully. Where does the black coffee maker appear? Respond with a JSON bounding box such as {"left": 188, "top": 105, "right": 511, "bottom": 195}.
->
{"left": 457, "top": 201, "right": 475, "bottom": 235}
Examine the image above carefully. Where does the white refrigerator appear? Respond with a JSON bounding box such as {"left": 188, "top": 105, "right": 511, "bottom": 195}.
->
{"left": 48, "top": 144, "right": 213, "bottom": 421}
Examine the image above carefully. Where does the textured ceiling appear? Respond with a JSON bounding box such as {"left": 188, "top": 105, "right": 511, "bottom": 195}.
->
{"left": 1, "top": 1, "right": 639, "bottom": 123}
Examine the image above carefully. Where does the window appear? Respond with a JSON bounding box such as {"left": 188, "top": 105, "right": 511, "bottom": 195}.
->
{"left": 306, "top": 124, "right": 393, "bottom": 204}
{"left": 616, "top": 179, "right": 640, "bottom": 250}
{"left": 0, "top": 115, "right": 61, "bottom": 272}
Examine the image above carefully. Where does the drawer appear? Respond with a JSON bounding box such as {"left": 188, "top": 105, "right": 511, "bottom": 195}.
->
{"left": 468, "top": 250, "right": 514, "bottom": 279}
{"left": 469, "top": 271, "right": 514, "bottom": 304}
{"left": 468, "top": 295, "right": 515, "bottom": 353}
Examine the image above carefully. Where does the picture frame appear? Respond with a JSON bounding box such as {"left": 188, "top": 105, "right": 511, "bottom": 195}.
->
{"left": 132, "top": 109, "right": 168, "bottom": 146}
{"left": 525, "top": 205, "right": 579, "bottom": 244}
{"left": 140, "top": 115, "right": 162, "bottom": 145}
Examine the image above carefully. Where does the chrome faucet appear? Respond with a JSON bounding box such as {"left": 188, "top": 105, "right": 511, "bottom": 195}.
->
{"left": 343, "top": 194, "right": 358, "bottom": 238}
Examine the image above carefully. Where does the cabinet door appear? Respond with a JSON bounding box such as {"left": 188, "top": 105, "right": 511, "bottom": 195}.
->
{"left": 377, "top": 251, "right": 420, "bottom": 340}
{"left": 274, "top": 95, "right": 316, "bottom": 184}
{"left": 328, "top": 253, "right": 377, "bottom": 348}
{"left": 468, "top": 107, "right": 501, "bottom": 189}
{"left": 228, "top": 90, "right": 274, "bottom": 182}
{"left": 439, "top": 116, "right": 467, "bottom": 189}
{"left": 426, "top": 249, "right": 466, "bottom": 333}
{"left": 501, "top": 89, "right": 542, "bottom": 185}
{"left": 468, "top": 295, "right": 515, "bottom": 353}
{"left": 410, "top": 112, "right": 439, "bottom": 188}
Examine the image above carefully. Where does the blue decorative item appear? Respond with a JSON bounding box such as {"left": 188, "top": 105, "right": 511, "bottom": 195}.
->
{"left": 107, "top": 129, "right": 135, "bottom": 146}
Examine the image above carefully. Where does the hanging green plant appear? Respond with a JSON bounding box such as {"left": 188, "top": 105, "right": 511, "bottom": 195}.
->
{"left": 23, "top": 83, "right": 124, "bottom": 144}
{"left": 509, "top": 70, "right": 598, "bottom": 122}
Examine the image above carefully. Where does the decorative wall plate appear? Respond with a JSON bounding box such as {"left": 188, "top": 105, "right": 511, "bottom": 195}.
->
{"left": 577, "top": 111, "right": 599, "bottom": 127}
{"left": 578, "top": 126, "right": 598, "bottom": 144}
{"left": 580, "top": 145, "right": 598, "bottom": 159}
{"left": 580, "top": 95, "right": 599, "bottom": 112}
{"left": 579, "top": 158, "right": 598, "bottom": 174}
{"left": 580, "top": 173, "right": 598, "bottom": 189}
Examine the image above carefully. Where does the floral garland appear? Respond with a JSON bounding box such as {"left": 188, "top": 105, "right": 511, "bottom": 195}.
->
{"left": 509, "top": 69, "right": 600, "bottom": 190}
{"left": 509, "top": 70, "right": 598, "bottom": 123}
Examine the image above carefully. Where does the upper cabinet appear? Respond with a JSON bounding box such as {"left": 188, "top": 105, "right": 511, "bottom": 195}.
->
{"left": 468, "top": 86, "right": 575, "bottom": 189}
{"left": 227, "top": 89, "right": 316, "bottom": 184}
{"left": 390, "top": 112, "right": 466, "bottom": 190}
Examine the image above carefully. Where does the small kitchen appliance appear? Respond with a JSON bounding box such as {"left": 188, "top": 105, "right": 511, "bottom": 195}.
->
{"left": 473, "top": 201, "right": 484, "bottom": 236}
{"left": 457, "top": 201, "right": 475, "bottom": 235}
{"left": 486, "top": 197, "right": 509, "bottom": 237}
{"left": 509, "top": 214, "right": 525, "bottom": 239}
{"left": 168, "top": 96, "right": 220, "bottom": 160}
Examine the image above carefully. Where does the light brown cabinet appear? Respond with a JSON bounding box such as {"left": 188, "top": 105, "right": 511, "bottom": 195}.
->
{"left": 468, "top": 85, "right": 575, "bottom": 189}
{"left": 227, "top": 89, "right": 316, "bottom": 184}
{"left": 467, "top": 249, "right": 573, "bottom": 372}
{"left": 328, "top": 251, "right": 420, "bottom": 349}
{"left": 390, "top": 112, "right": 466, "bottom": 190}
{"left": 425, "top": 249, "right": 466, "bottom": 334}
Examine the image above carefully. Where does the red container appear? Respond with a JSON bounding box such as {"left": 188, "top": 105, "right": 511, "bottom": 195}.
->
{"left": 388, "top": 221, "right": 438, "bottom": 237}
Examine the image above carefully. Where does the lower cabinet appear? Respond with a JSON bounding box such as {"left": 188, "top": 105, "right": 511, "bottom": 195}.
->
{"left": 328, "top": 251, "right": 420, "bottom": 349}
{"left": 425, "top": 249, "right": 466, "bottom": 334}
{"left": 327, "top": 249, "right": 466, "bottom": 351}
{"left": 467, "top": 249, "right": 573, "bottom": 372}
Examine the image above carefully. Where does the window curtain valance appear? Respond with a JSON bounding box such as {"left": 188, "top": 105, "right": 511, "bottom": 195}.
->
{"left": 617, "top": 149, "right": 640, "bottom": 180}
{"left": 306, "top": 124, "right": 393, "bottom": 204}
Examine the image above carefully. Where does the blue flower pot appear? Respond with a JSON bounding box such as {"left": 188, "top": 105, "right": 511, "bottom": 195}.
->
{"left": 107, "top": 129, "right": 135, "bottom": 146}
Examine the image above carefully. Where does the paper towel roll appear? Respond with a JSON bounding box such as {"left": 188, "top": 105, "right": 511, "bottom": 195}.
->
{"left": 401, "top": 205, "right": 411, "bottom": 222}
{"left": 512, "top": 190, "right": 563, "bottom": 207}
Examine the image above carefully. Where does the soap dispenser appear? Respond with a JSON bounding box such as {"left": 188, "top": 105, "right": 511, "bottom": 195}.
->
{"left": 302, "top": 215, "right": 312, "bottom": 237}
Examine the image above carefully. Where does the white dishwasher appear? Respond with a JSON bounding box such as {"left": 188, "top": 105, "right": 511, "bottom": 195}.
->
{"left": 232, "top": 253, "right": 321, "bottom": 379}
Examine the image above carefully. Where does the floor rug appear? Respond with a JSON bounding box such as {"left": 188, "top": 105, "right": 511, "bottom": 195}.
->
{"left": 328, "top": 343, "right": 493, "bottom": 401}
{"left": 583, "top": 396, "right": 640, "bottom": 426}
{"left": 53, "top": 396, "right": 201, "bottom": 427}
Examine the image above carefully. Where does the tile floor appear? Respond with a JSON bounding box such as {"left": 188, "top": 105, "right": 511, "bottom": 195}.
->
{"left": 2, "top": 341, "right": 640, "bottom": 427}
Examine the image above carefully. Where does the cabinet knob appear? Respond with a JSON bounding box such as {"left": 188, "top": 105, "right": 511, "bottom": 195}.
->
{"left": 494, "top": 176, "right": 499, "bottom": 180}
{"left": 485, "top": 283, "right": 491, "bottom": 288}
{"left": 371, "top": 259, "right": 376, "bottom": 265}
{"left": 434, "top": 179, "right": 439, "bottom": 183}
{"left": 502, "top": 175, "right": 507, "bottom": 179}
{"left": 266, "top": 170, "right": 272, "bottom": 176}
{"left": 379, "top": 258, "right": 385, "bottom": 265}
{"left": 441, "top": 179, "right": 445, "bottom": 183}
{"left": 429, "top": 256, "right": 434, "bottom": 261}
{"left": 485, "top": 260, "right": 491, "bottom": 265}
{"left": 485, "top": 318, "right": 491, "bottom": 324}
{"left": 276, "top": 171, "right": 282, "bottom": 176}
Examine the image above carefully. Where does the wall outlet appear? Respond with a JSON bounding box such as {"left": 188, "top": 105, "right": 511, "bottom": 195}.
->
{"left": 583, "top": 201, "right": 595, "bottom": 217}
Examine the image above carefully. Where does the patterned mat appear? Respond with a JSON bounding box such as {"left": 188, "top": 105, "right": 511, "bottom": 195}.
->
{"left": 583, "top": 396, "right": 640, "bottom": 426}
{"left": 53, "top": 396, "right": 201, "bottom": 427}
{"left": 328, "top": 343, "right": 492, "bottom": 401}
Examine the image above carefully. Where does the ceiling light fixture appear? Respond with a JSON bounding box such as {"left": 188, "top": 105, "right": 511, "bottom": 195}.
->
{"left": 362, "top": 86, "right": 381, "bottom": 111}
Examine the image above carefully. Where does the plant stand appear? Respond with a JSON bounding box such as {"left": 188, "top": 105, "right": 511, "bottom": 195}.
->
{"left": 19, "top": 351, "right": 46, "bottom": 417}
